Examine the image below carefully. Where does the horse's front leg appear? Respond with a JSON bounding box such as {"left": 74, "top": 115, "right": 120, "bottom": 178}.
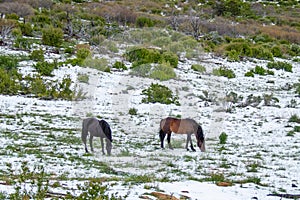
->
{"left": 167, "top": 132, "right": 173, "bottom": 149}
{"left": 89, "top": 136, "right": 94, "bottom": 152}
{"left": 100, "top": 137, "right": 105, "bottom": 155}
{"left": 186, "top": 134, "right": 196, "bottom": 152}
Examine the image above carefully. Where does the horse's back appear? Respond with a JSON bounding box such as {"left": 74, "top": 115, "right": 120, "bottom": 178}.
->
{"left": 83, "top": 117, "right": 103, "bottom": 137}
{"left": 170, "top": 118, "right": 198, "bottom": 134}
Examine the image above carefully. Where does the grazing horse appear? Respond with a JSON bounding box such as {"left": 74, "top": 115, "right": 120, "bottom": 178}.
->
{"left": 159, "top": 117, "right": 205, "bottom": 152}
{"left": 81, "top": 117, "right": 112, "bottom": 155}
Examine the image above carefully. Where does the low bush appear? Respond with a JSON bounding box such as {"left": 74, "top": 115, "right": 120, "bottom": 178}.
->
{"left": 30, "top": 49, "right": 44, "bottom": 62}
{"left": 149, "top": 63, "right": 176, "bottom": 81}
{"left": 191, "top": 64, "right": 206, "bottom": 73}
{"left": 213, "top": 66, "right": 236, "bottom": 79}
{"left": 112, "top": 61, "right": 127, "bottom": 70}
{"left": 82, "top": 57, "right": 109, "bottom": 72}
{"left": 219, "top": 132, "right": 228, "bottom": 144}
{"left": 42, "top": 26, "right": 63, "bottom": 47}
{"left": 267, "top": 61, "right": 293, "bottom": 72}
{"left": 125, "top": 47, "right": 178, "bottom": 68}
{"left": 129, "top": 108, "right": 138, "bottom": 115}
{"left": 33, "top": 61, "right": 57, "bottom": 76}
{"left": 142, "top": 83, "right": 180, "bottom": 105}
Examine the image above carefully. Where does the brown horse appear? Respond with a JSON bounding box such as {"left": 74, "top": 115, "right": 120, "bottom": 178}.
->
{"left": 159, "top": 117, "right": 205, "bottom": 152}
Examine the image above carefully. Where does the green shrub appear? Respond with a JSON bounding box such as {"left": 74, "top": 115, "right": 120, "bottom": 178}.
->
{"left": 76, "top": 48, "right": 91, "bottom": 60}
{"left": 33, "top": 61, "right": 57, "bottom": 76}
{"left": 226, "top": 50, "right": 240, "bottom": 61}
{"left": 0, "top": 55, "right": 18, "bottom": 71}
{"left": 213, "top": 66, "right": 236, "bottom": 79}
{"left": 30, "top": 49, "right": 44, "bottom": 62}
{"left": 19, "top": 22, "right": 33, "bottom": 37}
{"left": 0, "top": 68, "right": 21, "bottom": 95}
{"left": 136, "top": 16, "right": 155, "bottom": 28}
{"left": 152, "top": 36, "right": 172, "bottom": 48}
{"left": 271, "top": 46, "right": 283, "bottom": 57}
{"left": 112, "top": 61, "right": 127, "bottom": 70}
{"left": 14, "top": 37, "right": 32, "bottom": 50}
{"left": 42, "top": 26, "right": 63, "bottom": 47}
{"left": 191, "top": 64, "right": 206, "bottom": 73}
{"left": 149, "top": 63, "right": 176, "bottom": 81}
{"left": 77, "top": 74, "right": 89, "bottom": 83}
{"left": 219, "top": 132, "right": 228, "bottom": 144}
{"left": 294, "top": 126, "right": 300, "bottom": 132}
{"left": 125, "top": 47, "right": 178, "bottom": 68}
{"left": 129, "top": 108, "right": 138, "bottom": 115}
{"left": 82, "top": 57, "right": 109, "bottom": 72}
{"left": 251, "top": 46, "right": 274, "bottom": 60}
{"left": 253, "top": 65, "right": 266, "bottom": 75}
{"left": 142, "top": 83, "right": 180, "bottom": 105}
{"left": 245, "top": 71, "right": 254, "bottom": 77}
{"left": 267, "top": 61, "right": 293, "bottom": 72}
{"left": 130, "top": 63, "right": 152, "bottom": 77}
{"left": 161, "top": 51, "right": 178, "bottom": 68}
{"left": 289, "top": 114, "right": 300, "bottom": 123}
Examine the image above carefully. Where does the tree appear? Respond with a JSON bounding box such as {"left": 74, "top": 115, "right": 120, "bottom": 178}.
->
{"left": 0, "top": 19, "right": 15, "bottom": 40}
{"left": 0, "top": 2, "right": 34, "bottom": 23}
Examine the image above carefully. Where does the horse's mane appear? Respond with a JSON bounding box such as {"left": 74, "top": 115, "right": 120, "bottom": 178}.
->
{"left": 99, "top": 120, "right": 112, "bottom": 142}
{"left": 196, "top": 125, "right": 204, "bottom": 142}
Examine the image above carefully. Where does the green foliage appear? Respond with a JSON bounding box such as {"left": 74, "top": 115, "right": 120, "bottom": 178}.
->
{"left": 42, "top": 26, "right": 64, "bottom": 47}
{"left": 191, "top": 64, "right": 206, "bottom": 73}
{"left": 77, "top": 74, "right": 89, "bottom": 83}
{"left": 0, "top": 55, "right": 18, "bottom": 71}
{"left": 8, "top": 162, "right": 50, "bottom": 200}
{"left": 33, "top": 61, "right": 57, "bottom": 76}
{"left": 289, "top": 114, "right": 300, "bottom": 123}
{"left": 142, "top": 83, "right": 180, "bottom": 105}
{"left": 251, "top": 46, "right": 274, "bottom": 60}
{"left": 30, "top": 49, "right": 45, "bottom": 62}
{"left": 0, "top": 68, "right": 21, "bottom": 95}
{"left": 76, "top": 48, "right": 91, "bottom": 60}
{"left": 245, "top": 71, "right": 254, "bottom": 77}
{"left": 82, "top": 57, "right": 109, "bottom": 72}
{"left": 136, "top": 16, "right": 155, "bottom": 28}
{"left": 253, "top": 65, "right": 266, "bottom": 75}
{"left": 112, "top": 61, "right": 127, "bottom": 70}
{"left": 219, "top": 132, "right": 228, "bottom": 144}
{"left": 13, "top": 37, "right": 33, "bottom": 50}
{"left": 213, "top": 66, "right": 236, "bottom": 79}
{"left": 19, "top": 22, "right": 33, "bottom": 37}
{"left": 129, "top": 108, "right": 138, "bottom": 115}
{"left": 125, "top": 47, "right": 178, "bottom": 68}
{"left": 149, "top": 63, "right": 176, "bottom": 81}
{"left": 130, "top": 62, "right": 176, "bottom": 81}
{"left": 267, "top": 61, "right": 293, "bottom": 72}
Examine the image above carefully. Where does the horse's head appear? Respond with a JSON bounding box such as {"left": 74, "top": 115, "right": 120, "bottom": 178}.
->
{"left": 106, "top": 140, "right": 112, "bottom": 155}
{"left": 197, "top": 139, "right": 205, "bottom": 152}
{"left": 196, "top": 125, "right": 206, "bottom": 152}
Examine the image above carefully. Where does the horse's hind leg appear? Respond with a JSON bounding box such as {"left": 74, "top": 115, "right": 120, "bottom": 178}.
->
{"left": 100, "top": 137, "right": 105, "bottom": 155}
{"left": 89, "top": 136, "right": 94, "bottom": 152}
{"left": 159, "top": 129, "right": 166, "bottom": 149}
{"left": 167, "top": 132, "right": 173, "bottom": 149}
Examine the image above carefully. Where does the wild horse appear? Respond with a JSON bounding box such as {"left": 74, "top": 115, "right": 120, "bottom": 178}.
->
{"left": 81, "top": 117, "right": 112, "bottom": 155}
{"left": 159, "top": 117, "right": 205, "bottom": 152}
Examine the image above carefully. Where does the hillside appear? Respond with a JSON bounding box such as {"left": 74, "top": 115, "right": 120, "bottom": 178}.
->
{"left": 0, "top": 0, "right": 300, "bottom": 199}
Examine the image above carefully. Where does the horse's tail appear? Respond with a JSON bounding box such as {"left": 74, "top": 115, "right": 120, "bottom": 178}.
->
{"left": 81, "top": 119, "right": 88, "bottom": 144}
{"left": 100, "top": 120, "right": 112, "bottom": 142}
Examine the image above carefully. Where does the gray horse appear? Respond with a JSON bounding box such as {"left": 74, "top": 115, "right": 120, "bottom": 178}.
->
{"left": 81, "top": 117, "right": 112, "bottom": 155}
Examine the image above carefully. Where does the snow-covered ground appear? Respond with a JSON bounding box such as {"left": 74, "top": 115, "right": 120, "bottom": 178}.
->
{"left": 0, "top": 45, "right": 300, "bottom": 199}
